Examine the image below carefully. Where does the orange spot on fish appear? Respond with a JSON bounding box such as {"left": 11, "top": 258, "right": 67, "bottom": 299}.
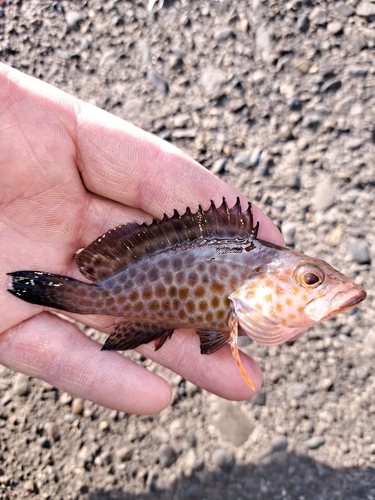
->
{"left": 211, "top": 296, "right": 220, "bottom": 309}
{"left": 292, "top": 287, "right": 300, "bottom": 296}
{"left": 211, "top": 282, "right": 224, "bottom": 295}
{"left": 298, "top": 305, "right": 304, "bottom": 313}
{"left": 217, "top": 310, "right": 225, "bottom": 321}
{"left": 275, "top": 286, "right": 284, "bottom": 296}
{"left": 285, "top": 297, "right": 293, "bottom": 307}
{"left": 186, "top": 300, "right": 195, "bottom": 314}
{"left": 275, "top": 303, "right": 283, "bottom": 313}
{"left": 278, "top": 275, "right": 289, "bottom": 283}
{"left": 199, "top": 300, "right": 208, "bottom": 312}
{"left": 264, "top": 293, "right": 272, "bottom": 302}
{"left": 194, "top": 286, "right": 205, "bottom": 298}
{"left": 254, "top": 303, "right": 263, "bottom": 311}
{"left": 302, "top": 294, "right": 308, "bottom": 302}
{"left": 288, "top": 313, "right": 296, "bottom": 320}
{"left": 142, "top": 288, "right": 152, "bottom": 300}
{"left": 178, "top": 287, "right": 189, "bottom": 300}
{"left": 206, "top": 311, "right": 213, "bottom": 322}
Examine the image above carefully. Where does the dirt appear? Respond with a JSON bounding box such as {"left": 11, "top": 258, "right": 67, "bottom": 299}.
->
{"left": 0, "top": 0, "right": 374, "bottom": 499}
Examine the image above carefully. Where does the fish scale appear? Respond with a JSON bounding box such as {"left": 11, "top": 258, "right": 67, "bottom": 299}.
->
{"left": 7, "top": 198, "right": 366, "bottom": 389}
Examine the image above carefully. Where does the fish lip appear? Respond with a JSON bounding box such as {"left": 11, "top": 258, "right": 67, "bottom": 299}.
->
{"left": 322, "top": 288, "right": 366, "bottom": 320}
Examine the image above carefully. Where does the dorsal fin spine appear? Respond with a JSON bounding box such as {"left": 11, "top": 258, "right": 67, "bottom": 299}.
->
{"left": 75, "top": 198, "right": 259, "bottom": 282}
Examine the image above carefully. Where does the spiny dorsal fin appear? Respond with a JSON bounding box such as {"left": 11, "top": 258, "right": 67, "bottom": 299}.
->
{"left": 76, "top": 197, "right": 259, "bottom": 281}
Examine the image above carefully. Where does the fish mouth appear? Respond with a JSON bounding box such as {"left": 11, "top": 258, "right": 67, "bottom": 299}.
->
{"left": 323, "top": 288, "right": 366, "bottom": 320}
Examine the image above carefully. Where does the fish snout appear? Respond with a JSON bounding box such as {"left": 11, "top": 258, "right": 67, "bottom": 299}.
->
{"left": 325, "top": 286, "right": 366, "bottom": 319}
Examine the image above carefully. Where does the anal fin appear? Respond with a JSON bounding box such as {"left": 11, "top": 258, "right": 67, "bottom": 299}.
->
{"left": 102, "top": 321, "right": 173, "bottom": 351}
{"left": 197, "top": 329, "right": 230, "bottom": 355}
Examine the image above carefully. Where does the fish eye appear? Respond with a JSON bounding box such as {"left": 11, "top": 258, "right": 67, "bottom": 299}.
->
{"left": 295, "top": 265, "right": 324, "bottom": 288}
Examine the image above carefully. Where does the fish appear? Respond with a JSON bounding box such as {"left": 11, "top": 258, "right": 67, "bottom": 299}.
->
{"left": 7, "top": 198, "right": 366, "bottom": 390}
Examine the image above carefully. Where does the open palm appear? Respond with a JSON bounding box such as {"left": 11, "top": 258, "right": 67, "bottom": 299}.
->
{"left": 0, "top": 64, "right": 284, "bottom": 414}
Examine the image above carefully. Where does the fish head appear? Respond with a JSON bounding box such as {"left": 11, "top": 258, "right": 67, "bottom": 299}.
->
{"left": 229, "top": 254, "right": 366, "bottom": 346}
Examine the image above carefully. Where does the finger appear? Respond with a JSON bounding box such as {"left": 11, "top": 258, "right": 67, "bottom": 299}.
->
{"left": 137, "top": 329, "right": 263, "bottom": 400}
{"left": 76, "top": 102, "right": 284, "bottom": 244}
{"left": 0, "top": 64, "right": 284, "bottom": 246}
{"left": 0, "top": 313, "right": 172, "bottom": 414}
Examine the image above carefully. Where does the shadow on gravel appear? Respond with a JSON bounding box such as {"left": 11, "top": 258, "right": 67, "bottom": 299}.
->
{"left": 88, "top": 451, "right": 375, "bottom": 500}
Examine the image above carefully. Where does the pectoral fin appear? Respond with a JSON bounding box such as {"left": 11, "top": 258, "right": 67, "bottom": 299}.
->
{"left": 227, "top": 312, "right": 255, "bottom": 391}
{"left": 102, "top": 321, "right": 174, "bottom": 351}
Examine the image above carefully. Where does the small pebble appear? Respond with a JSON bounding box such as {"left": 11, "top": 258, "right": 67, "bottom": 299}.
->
{"left": 234, "top": 152, "right": 251, "bottom": 167}
{"left": 159, "top": 444, "right": 177, "bottom": 467}
{"left": 212, "top": 449, "right": 235, "bottom": 471}
{"left": 44, "top": 422, "right": 60, "bottom": 442}
{"left": 282, "top": 222, "right": 296, "bottom": 246}
{"left": 65, "top": 10, "right": 85, "bottom": 30}
{"left": 270, "top": 435, "right": 288, "bottom": 453}
{"left": 99, "top": 420, "right": 109, "bottom": 431}
{"left": 148, "top": 70, "right": 169, "bottom": 96}
{"left": 251, "top": 388, "right": 266, "bottom": 406}
{"left": 286, "top": 383, "right": 309, "bottom": 400}
{"left": 12, "top": 374, "right": 30, "bottom": 397}
{"left": 304, "top": 436, "right": 326, "bottom": 449}
{"left": 211, "top": 158, "right": 226, "bottom": 175}
{"left": 349, "top": 241, "right": 371, "bottom": 264}
{"left": 117, "top": 446, "right": 133, "bottom": 462}
{"left": 356, "top": 2, "right": 375, "bottom": 18}
{"left": 71, "top": 398, "right": 84, "bottom": 415}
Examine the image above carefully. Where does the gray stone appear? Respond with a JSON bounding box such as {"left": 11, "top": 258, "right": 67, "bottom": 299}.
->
{"left": 349, "top": 241, "right": 371, "bottom": 264}
{"left": 251, "top": 388, "right": 266, "bottom": 406}
{"left": 65, "top": 10, "right": 85, "bottom": 30}
{"left": 256, "top": 25, "right": 270, "bottom": 61}
{"left": 327, "top": 21, "right": 343, "bottom": 35}
{"left": 250, "top": 147, "right": 262, "bottom": 167}
{"left": 211, "top": 158, "right": 226, "bottom": 175}
{"left": 159, "top": 444, "right": 177, "bottom": 467}
{"left": 212, "top": 449, "right": 235, "bottom": 471}
{"left": 270, "top": 435, "right": 288, "bottom": 453}
{"left": 347, "top": 138, "right": 364, "bottom": 150}
{"left": 12, "top": 373, "right": 30, "bottom": 397}
{"left": 297, "top": 15, "right": 309, "bottom": 32}
{"left": 304, "top": 436, "right": 326, "bottom": 449}
{"left": 201, "top": 68, "right": 227, "bottom": 97}
{"left": 286, "top": 383, "right": 309, "bottom": 400}
{"left": 148, "top": 70, "right": 169, "bottom": 96}
{"left": 282, "top": 222, "right": 297, "bottom": 246}
{"left": 312, "top": 180, "right": 335, "bottom": 212}
{"left": 214, "top": 27, "right": 234, "bottom": 41}
{"left": 234, "top": 152, "right": 251, "bottom": 167}
{"left": 174, "top": 114, "right": 190, "bottom": 128}
{"left": 336, "top": 3, "right": 355, "bottom": 16}
{"left": 302, "top": 114, "right": 321, "bottom": 129}
{"left": 347, "top": 65, "right": 369, "bottom": 77}
{"left": 356, "top": 2, "right": 375, "bottom": 18}
{"left": 117, "top": 446, "right": 133, "bottom": 462}
{"left": 309, "top": 7, "right": 327, "bottom": 25}
{"left": 321, "top": 78, "right": 342, "bottom": 93}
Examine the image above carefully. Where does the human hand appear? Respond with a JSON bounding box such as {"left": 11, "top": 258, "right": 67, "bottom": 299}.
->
{"left": 0, "top": 63, "right": 284, "bottom": 414}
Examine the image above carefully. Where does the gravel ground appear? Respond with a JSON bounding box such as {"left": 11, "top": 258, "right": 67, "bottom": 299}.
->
{"left": 0, "top": 0, "right": 375, "bottom": 499}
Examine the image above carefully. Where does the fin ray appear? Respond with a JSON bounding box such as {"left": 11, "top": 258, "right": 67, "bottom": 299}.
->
{"left": 102, "top": 321, "right": 173, "bottom": 351}
{"left": 76, "top": 198, "right": 259, "bottom": 281}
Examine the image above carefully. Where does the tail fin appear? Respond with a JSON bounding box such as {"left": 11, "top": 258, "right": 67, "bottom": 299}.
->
{"left": 7, "top": 271, "right": 94, "bottom": 314}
